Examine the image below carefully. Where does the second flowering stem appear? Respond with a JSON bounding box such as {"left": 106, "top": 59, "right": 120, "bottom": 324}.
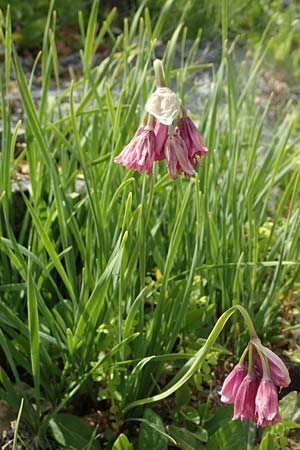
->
{"left": 124, "top": 304, "right": 257, "bottom": 412}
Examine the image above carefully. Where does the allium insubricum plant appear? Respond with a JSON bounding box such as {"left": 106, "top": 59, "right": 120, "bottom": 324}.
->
{"left": 124, "top": 305, "right": 290, "bottom": 431}
{"left": 114, "top": 59, "right": 207, "bottom": 178}
{"left": 219, "top": 315, "right": 290, "bottom": 427}
{"left": 115, "top": 62, "right": 290, "bottom": 431}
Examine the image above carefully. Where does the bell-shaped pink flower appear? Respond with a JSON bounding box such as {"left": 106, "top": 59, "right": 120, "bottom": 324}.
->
{"left": 253, "top": 342, "right": 291, "bottom": 388}
{"left": 255, "top": 379, "right": 281, "bottom": 427}
{"left": 114, "top": 127, "right": 156, "bottom": 174}
{"left": 233, "top": 374, "right": 260, "bottom": 421}
{"left": 164, "top": 127, "right": 196, "bottom": 179}
{"left": 219, "top": 363, "right": 247, "bottom": 404}
{"left": 178, "top": 113, "right": 208, "bottom": 165}
{"left": 154, "top": 121, "right": 168, "bottom": 161}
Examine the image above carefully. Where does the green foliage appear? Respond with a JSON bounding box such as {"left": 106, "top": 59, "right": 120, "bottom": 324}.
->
{"left": 0, "top": 0, "right": 95, "bottom": 48}
{"left": 0, "top": 0, "right": 299, "bottom": 449}
{"left": 138, "top": 408, "right": 168, "bottom": 450}
{"left": 112, "top": 434, "right": 133, "bottom": 450}
{"left": 49, "top": 413, "right": 101, "bottom": 449}
{"left": 259, "top": 432, "right": 277, "bottom": 450}
{"left": 264, "top": 2, "right": 300, "bottom": 80}
{"left": 168, "top": 425, "right": 207, "bottom": 450}
{"left": 207, "top": 419, "right": 255, "bottom": 450}
{"left": 140, "top": 0, "right": 300, "bottom": 80}
{"left": 258, "top": 392, "right": 300, "bottom": 450}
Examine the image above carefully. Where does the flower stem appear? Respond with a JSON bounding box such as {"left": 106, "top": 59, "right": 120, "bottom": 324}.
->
{"left": 153, "top": 59, "right": 166, "bottom": 88}
{"left": 145, "top": 114, "right": 154, "bottom": 130}
{"left": 123, "top": 307, "right": 236, "bottom": 412}
{"left": 250, "top": 338, "right": 271, "bottom": 379}
{"left": 233, "top": 305, "right": 257, "bottom": 339}
{"left": 123, "top": 304, "right": 258, "bottom": 412}
{"left": 167, "top": 125, "right": 175, "bottom": 136}
{"left": 248, "top": 343, "right": 255, "bottom": 375}
{"left": 239, "top": 344, "right": 249, "bottom": 365}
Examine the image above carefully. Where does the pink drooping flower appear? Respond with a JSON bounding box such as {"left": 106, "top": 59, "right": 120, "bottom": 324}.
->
{"left": 219, "top": 363, "right": 247, "bottom": 404}
{"left": 164, "top": 128, "right": 196, "bottom": 179}
{"left": 114, "top": 59, "right": 209, "bottom": 178}
{"left": 255, "top": 379, "right": 281, "bottom": 427}
{"left": 220, "top": 340, "right": 291, "bottom": 427}
{"left": 233, "top": 374, "right": 260, "bottom": 421}
{"left": 253, "top": 342, "right": 291, "bottom": 388}
{"left": 114, "top": 127, "right": 156, "bottom": 174}
{"left": 154, "top": 121, "right": 168, "bottom": 161}
{"left": 178, "top": 113, "right": 208, "bottom": 166}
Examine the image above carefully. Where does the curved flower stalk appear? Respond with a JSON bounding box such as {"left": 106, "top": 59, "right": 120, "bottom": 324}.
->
{"left": 114, "top": 59, "right": 208, "bottom": 178}
{"left": 123, "top": 304, "right": 290, "bottom": 428}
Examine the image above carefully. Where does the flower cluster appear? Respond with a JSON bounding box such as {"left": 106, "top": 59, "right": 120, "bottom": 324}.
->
{"left": 114, "top": 61, "right": 207, "bottom": 179}
{"left": 219, "top": 338, "right": 290, "bottom": 427}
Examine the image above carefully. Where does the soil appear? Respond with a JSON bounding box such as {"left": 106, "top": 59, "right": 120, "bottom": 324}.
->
{"left": 283, "top": 429, "right": 300, "bottom": 450}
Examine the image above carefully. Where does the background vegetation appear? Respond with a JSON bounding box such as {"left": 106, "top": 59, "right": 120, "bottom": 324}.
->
{"left": 1, "top": 0, "right": 300, "bottom": 79}
{"left": 0, "top": 0, "right": 299, "bottom": 449}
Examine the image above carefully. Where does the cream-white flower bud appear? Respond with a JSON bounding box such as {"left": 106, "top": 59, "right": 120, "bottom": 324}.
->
{"left": 145, "top": 87, "right": 181, "bottom": 126}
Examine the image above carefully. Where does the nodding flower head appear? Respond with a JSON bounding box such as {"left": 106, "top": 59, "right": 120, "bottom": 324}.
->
{"left": 114, "top": 59, "right": 208, "bottom": 178}
{"left": 219, "top": 337, "right": 290, "bottom": 427}
{"left": 114, "top": 126, "right": 156, "bottom": 174}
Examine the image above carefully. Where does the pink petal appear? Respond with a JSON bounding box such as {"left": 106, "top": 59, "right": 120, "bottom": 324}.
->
{"left": 255, "top": 379, "right": 281, "bottom": 427}
{"left": 253, "top": 342, "right": 291, "bottom": 388}
{"left": 219, "top": 363, "right": 247, "bottom": 404}
{"left": 178, "top": 115, "right": 208, "bottom": 163}
{"left": 233, "top": 374, "right": 260, "bottom": 421}
{"left": 154, "top": 121, "right": 168, "bottom": 161}
{"left": 164, "top": 130, "right": 196, "bottom": 179}
{"left": 114, "top": 128, "right": 156, "bottom": 174}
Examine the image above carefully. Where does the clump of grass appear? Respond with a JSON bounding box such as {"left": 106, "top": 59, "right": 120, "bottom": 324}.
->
{"left": 0, "top": 0, "right": 299, "bottom": 448}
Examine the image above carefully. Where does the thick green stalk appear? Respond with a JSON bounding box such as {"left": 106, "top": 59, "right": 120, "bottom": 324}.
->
{"left": 153, "top": 59, "right": 166, "bottom": 87}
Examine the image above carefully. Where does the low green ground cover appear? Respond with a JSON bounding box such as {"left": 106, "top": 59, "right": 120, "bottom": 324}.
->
{"left": 0, "top": 0, "right": 300, "bottom": 448}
